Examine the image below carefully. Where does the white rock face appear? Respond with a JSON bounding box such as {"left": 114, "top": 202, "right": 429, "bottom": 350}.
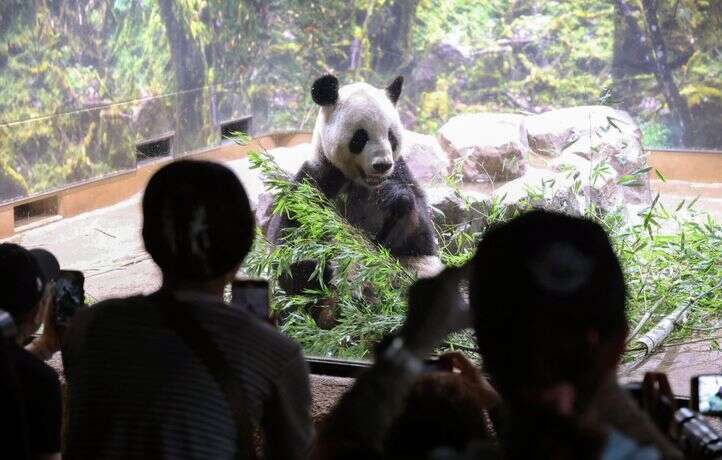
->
{"left": 403, "top": 129, "right": 450, "bottom": 183}
{"left": 437, "top": 113, "right": 529, "bottom": 183}
{"left": 493, "top": 167, "right": 562, "bottom": 203}
{"left": 550, "top": 152, "right": 618, "bottom": 188}
{"left": 269, "top": 143, "right": 313, "bottom": 175}
{"left": 525, "top": 105, "right": 640, "bottom": 156}
{"left": 492, "top": 167, "right": 586, "bottom": 216}
{"left": 227, "top": 142, "right": 312, "bottom": 211}
{"left": 524, "top": 106, "right": 649, "bottom": 203}
{"left": 525, "top": 106, "right": 646, "bottom": 174}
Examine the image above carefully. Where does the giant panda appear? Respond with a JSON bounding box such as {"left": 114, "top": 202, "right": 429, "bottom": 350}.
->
{"left": 267, "top": 74, "right": 441, "bottom": 298}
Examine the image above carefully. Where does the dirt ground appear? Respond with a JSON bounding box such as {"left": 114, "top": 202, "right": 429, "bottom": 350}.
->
{"left": 5, "top": 158, "right": 721, "bottom": 397}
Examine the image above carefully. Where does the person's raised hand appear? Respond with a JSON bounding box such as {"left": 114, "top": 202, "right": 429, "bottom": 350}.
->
{"left": 399, "top": 265, "right": 472, "bottom": 357}
{"left": 33, "top": 283, "right": 64, "bottom": 357}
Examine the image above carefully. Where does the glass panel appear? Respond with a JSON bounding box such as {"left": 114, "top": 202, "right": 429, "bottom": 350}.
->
{"left": 2, "top": 1, "right": 720, "bottom": 372}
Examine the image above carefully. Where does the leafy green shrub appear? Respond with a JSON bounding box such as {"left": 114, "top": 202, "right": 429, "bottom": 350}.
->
{"left": 641, "top": 121, "right": 674, "bottom": 148}
{"left": 244, "top": 149, "right": 415, "bottom": 358}
{"left": 243, "top": 147, "right": 721, "bottom": 361}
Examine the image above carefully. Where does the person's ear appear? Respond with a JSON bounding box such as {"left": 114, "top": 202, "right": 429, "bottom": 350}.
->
{"left": 386, "top": 76, "right": 403, "bottom": 105}
{"left": 311, "top": 74, "right": 339, "bottom": 106}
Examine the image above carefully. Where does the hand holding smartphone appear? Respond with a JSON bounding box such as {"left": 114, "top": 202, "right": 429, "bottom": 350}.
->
{"left": 54, "top": 270, "right": 85, "bottom": 327}
{"left": 231, "top": 279, "right": 274, "bottom": 324}
{"left": 31, "top": 269, "right": 84, "bottom": 357}
{"left": 401, "top": 264, "right": 472, "bottom": 356}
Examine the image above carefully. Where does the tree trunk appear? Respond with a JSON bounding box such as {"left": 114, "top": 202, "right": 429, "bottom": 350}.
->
{"left": 369, "top": 0, "right": 421, "bottom": 75}
{"left": 640, "top": 0, "right": 694, "bottom": 146}
{"left": 157, "top": 0, "right": 207, "bottom": 154}
{"left": 611, "top": 0, "right": 654, "bottom": 77}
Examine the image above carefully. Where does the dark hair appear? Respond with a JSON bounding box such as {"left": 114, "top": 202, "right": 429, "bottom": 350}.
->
{"left": 469, "top": 211, "right": 626, "bottom": 403}
{"left": 384, "top": 353, "right": 498, "bottom": 458}
{"left": 0, "top": 243, "right": 45, "bottom": 322}
{"left": 142, "top": 160, "right": 254, "bottom": 282}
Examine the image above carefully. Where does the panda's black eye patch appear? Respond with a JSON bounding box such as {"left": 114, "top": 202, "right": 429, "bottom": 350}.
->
{"left": 349, "top": 129, "right": 369, "bottom": 154}
{"left": 388, "top": 129, "right": 398, "bottom": 152}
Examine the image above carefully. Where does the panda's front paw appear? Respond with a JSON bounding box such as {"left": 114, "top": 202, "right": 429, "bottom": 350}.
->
{"left": 377, "top": 183, "right": 414, "bottom": 216}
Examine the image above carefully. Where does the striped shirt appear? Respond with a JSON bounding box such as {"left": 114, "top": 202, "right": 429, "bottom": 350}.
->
{"left": 62, "top": 292, "right": 313, "bottom": 459}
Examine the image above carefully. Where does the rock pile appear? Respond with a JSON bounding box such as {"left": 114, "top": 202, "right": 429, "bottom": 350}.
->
{"left": 241, "top": 105, "right": 651, "bottom": 237}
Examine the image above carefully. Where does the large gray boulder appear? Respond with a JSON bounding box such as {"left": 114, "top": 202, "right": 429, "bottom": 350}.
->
{"left": 426, "top": 186, "right": 489, "bottom": 225}
{"left": 525, "top": 106, "right": 646, "bottom": 170}
{"left": 492, "top": 167, "right": 585, "bottom": 217}
{"left": 524, "top": 106, "right": 650, "bottom": 204}
{"left": 403, "top": 129, "right": 450, "bottom": 183}
{"left": 549, "top": 151, "right": 618, "bottom": 188}
{"left": 426, "top": 186, "right": 491, "bottom": 253}
{"left": 437, "top": 113, "right": 529, "bottom": 183}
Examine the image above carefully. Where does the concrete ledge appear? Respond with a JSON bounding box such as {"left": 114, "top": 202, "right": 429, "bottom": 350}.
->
{"left": 648, "top": 149, "right": 722, "bottom": 183}
{"left": 0, "top": 132, "right": 312, "bottom": 239}
{"left": 2, "top": 143, "right": 719, "bottom": 239}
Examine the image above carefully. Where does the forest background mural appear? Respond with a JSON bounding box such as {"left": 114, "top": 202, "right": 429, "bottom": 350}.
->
{"left": 1, "top": 0, "right": 720, "bottom": 203}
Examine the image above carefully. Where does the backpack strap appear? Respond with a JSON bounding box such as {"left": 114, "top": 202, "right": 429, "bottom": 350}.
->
{"left": 154, "top": 293, "right": 257, "bottom": 460}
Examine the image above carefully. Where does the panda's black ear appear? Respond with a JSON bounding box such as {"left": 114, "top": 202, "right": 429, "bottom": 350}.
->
{"left": 386, "top": 76, "right": 404, "bottom": 105}
{"left": 311, "top": 74, "right": 339, "bottom": 106}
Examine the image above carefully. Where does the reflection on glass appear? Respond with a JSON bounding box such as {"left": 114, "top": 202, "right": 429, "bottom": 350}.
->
{"left": 2, "top": 1, "right": 720, "bottom": 204}
{"left": 0, "top": 1, "right": 720, "bottom": 363}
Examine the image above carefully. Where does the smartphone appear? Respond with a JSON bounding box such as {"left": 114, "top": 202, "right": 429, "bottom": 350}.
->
{"left": 54, "top": 270, "right": 85, "bottom": 326}
{"left": 691, "top": 374, "right": 722, "bottom": 416}
{"left": 231, "top": 279, "right": 271, "bottom": 321}
{"left": 423, "top": 358, "right": 450, "bottom": 373}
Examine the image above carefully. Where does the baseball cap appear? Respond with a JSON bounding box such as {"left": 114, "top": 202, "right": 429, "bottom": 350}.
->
{"left": 0, "top": 243, "right": 57, "bottom": 322}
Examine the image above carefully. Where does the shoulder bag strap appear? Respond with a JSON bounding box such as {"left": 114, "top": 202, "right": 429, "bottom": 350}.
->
{"left": 155, "top": 293, "right": 258, "bottom": 460}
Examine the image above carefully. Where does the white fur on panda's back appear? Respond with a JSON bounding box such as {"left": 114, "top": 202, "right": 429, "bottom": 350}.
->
{"left": 311, "top": 82, "right": 404, "bottom": 183}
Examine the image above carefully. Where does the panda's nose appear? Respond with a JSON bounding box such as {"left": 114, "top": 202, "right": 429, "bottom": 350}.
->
{"left": 372, "top": 161, "right": 393, "bottom": 173}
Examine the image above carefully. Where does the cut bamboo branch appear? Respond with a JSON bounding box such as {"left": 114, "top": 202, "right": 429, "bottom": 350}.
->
{"left": 626, "top": 296, "right": 666, "bottom": 345}
{"left": 630, "top": 279, "right": 722, "bottom": 369}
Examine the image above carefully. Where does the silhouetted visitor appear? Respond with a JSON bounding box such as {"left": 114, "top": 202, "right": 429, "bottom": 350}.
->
{"left": 315, "top": 210, "right": 672, "bottom": 460}
{"left": 0, "top": 243, "right": 63, "bottom": 460}
{"left": 62, "top": 160, "right": 313, "bottom": 459}
{"left": 1, "top": 307, "right": 31, "bottom": 460}
{"left": 469, "top": 211, "right": 663, "bottom": 459}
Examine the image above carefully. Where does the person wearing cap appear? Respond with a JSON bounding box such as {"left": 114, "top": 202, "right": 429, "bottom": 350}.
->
{"left": 62, "top": 160, "right": 313, "bottom": 460}
{"left": 315, "top": 210, "right": 677, "bottom": 460}
{"left": 0, "top": 243, "right": 63, "bottom": 460}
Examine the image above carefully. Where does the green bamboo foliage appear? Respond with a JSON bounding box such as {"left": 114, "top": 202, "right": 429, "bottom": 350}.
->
{"left": 242, "top": 139, "right": 721, "bottom": 360}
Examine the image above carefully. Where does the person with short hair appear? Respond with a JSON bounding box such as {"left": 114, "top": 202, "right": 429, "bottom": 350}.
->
{"left": 315, "top": 210, "right": 674, "bottom": 460}
{"left": 63, "top": 160, "right": 313, "bottom": 459}
{"left": 469, "top": 211, "right": 662, "bottom": 459}
{"left": 0, "top": 243, "right": 63, "bottom": 460}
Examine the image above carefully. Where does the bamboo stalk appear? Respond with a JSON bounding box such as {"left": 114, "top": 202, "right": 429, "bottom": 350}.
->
{"left": 626, "top": 296, "right": 666, "bottom": 345}
{"left": 629, "top": 279, "right": 722, "bottom": 369}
